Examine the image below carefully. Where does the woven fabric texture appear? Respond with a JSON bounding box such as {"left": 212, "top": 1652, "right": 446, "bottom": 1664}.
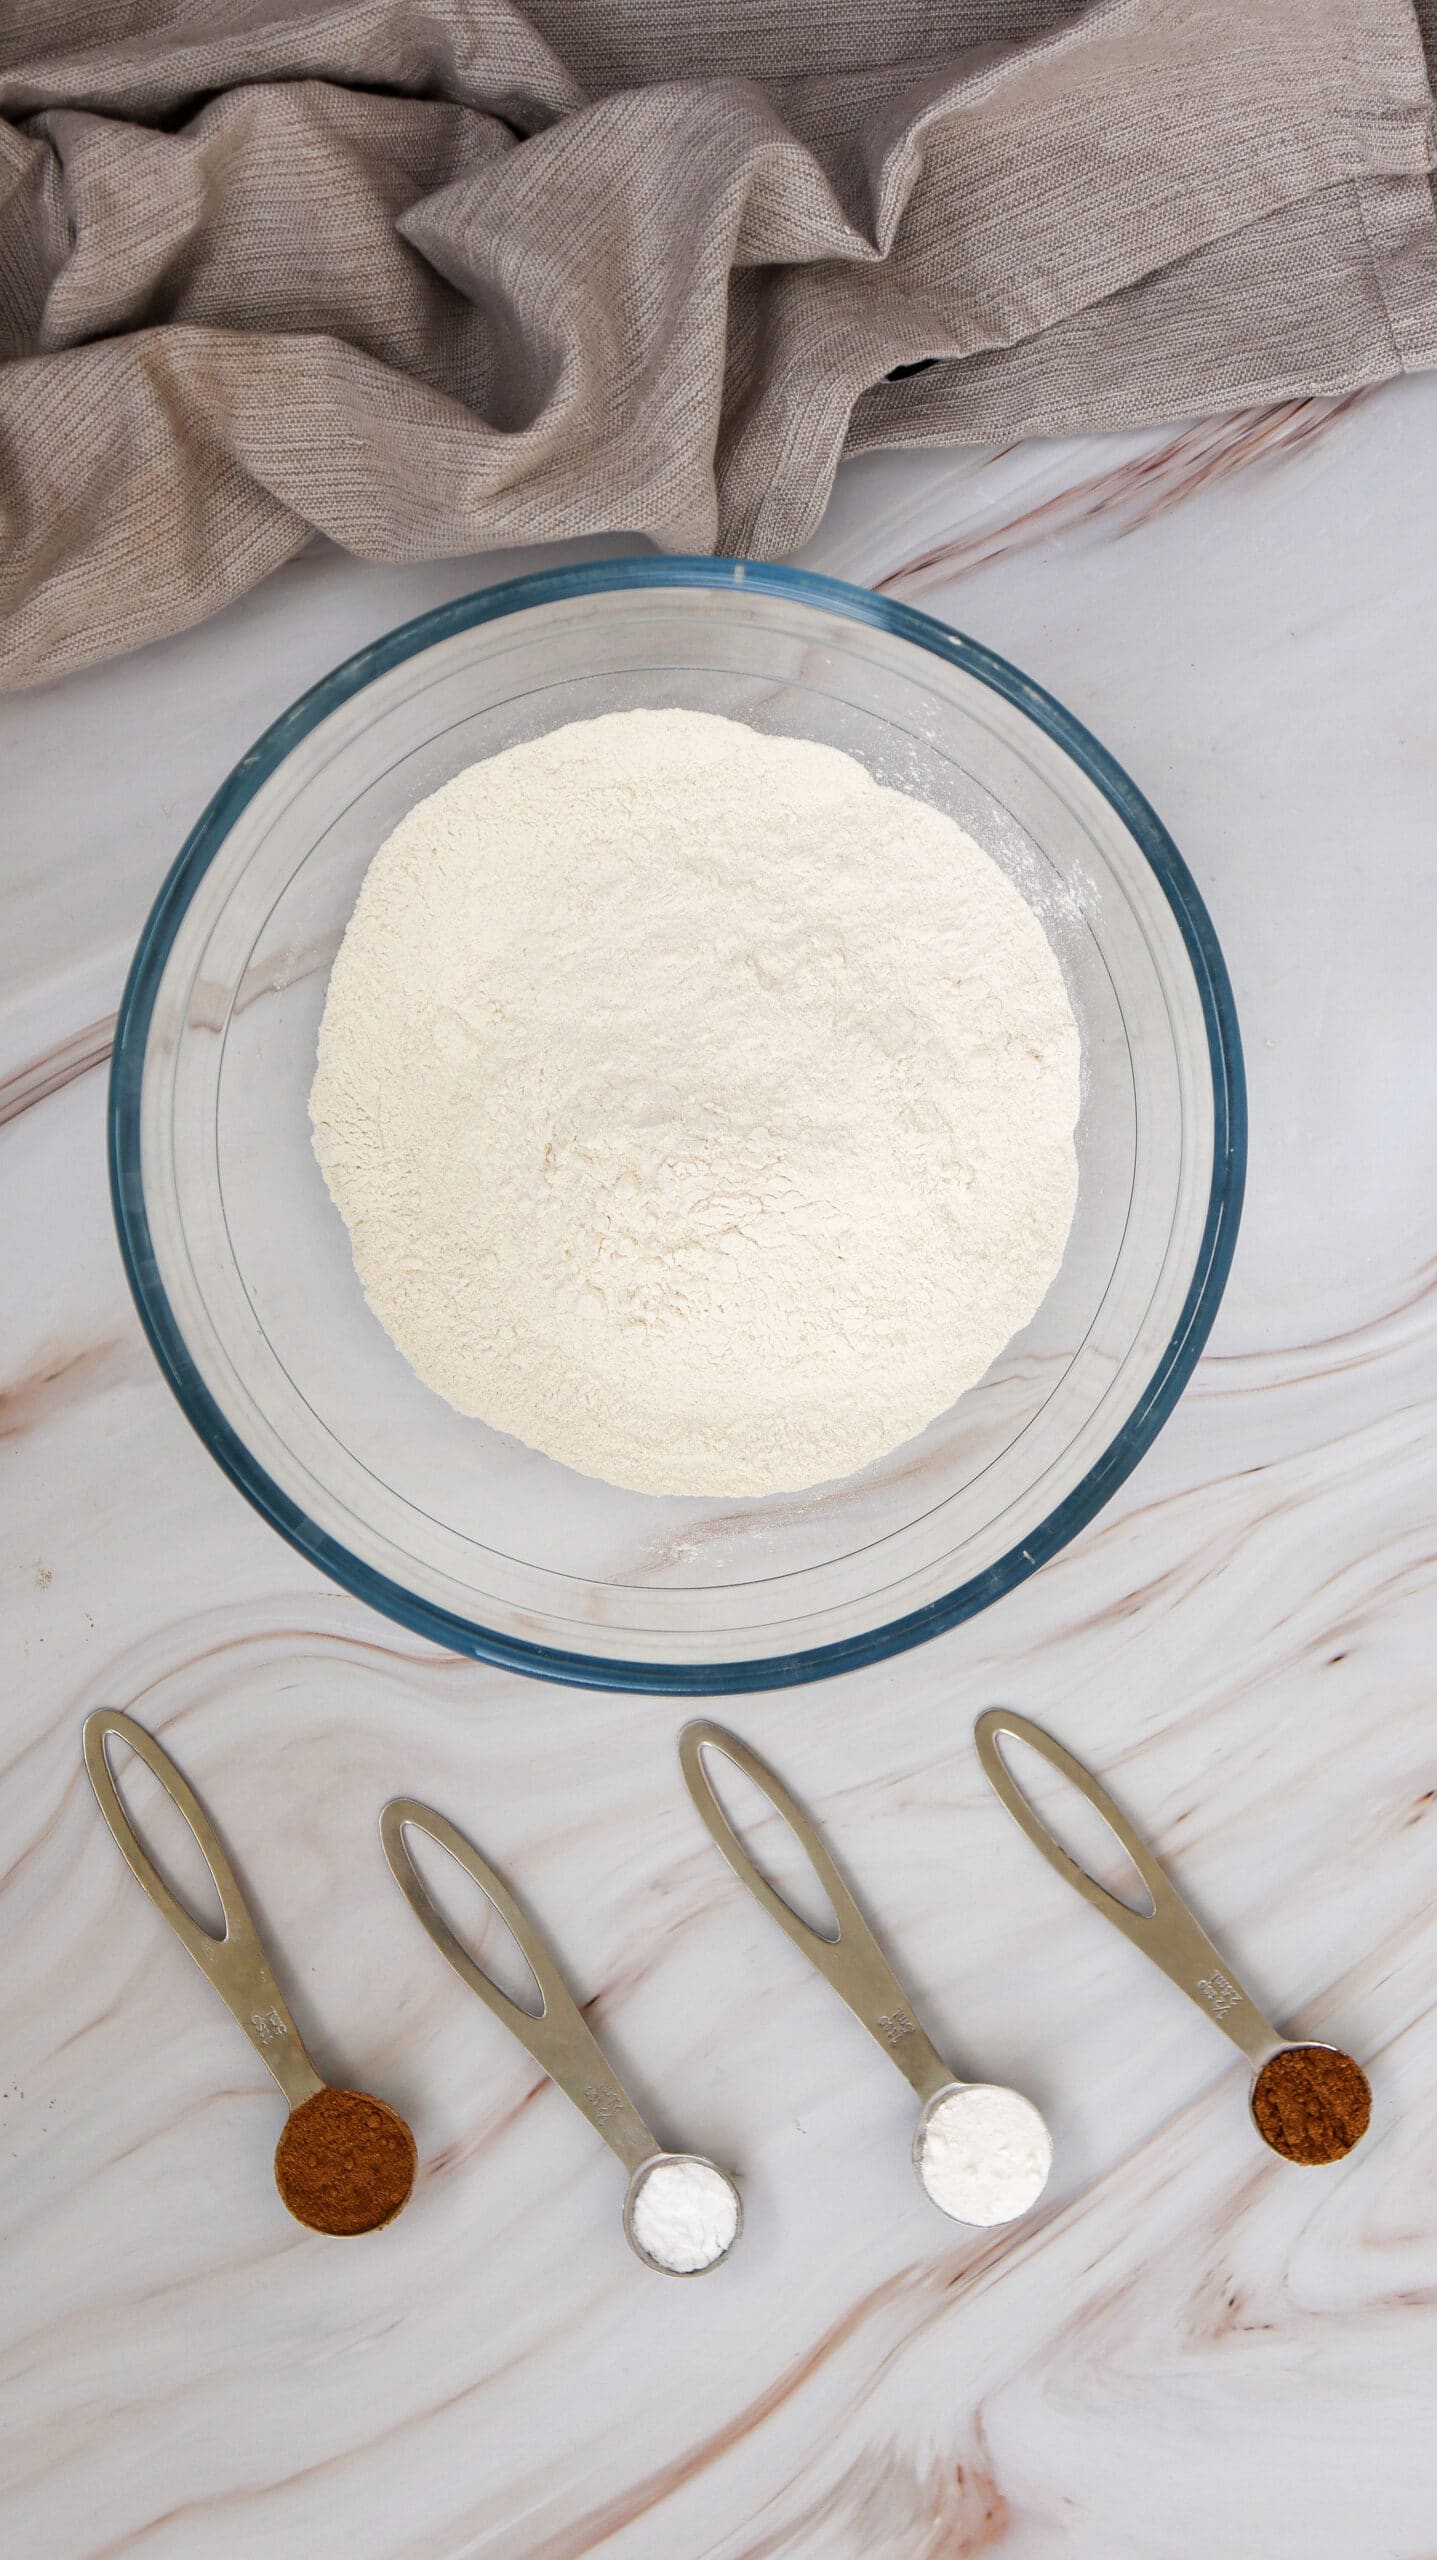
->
{"left": 2, "top": 1, "right": 1435, "bottom": 686}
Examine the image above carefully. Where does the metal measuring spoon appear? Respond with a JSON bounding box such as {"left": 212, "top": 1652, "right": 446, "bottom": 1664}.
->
{"left": 83, "top": 1711, "right": 416, "bottom": 2233}
{"left": 679, "top": 1721, "right": 1052, "bottom": 2228}
{"left": 974, "top": 1710, "right": 1371, "bottom": 2164}
{"left": 380, "top": 1798, "right": 742, "bottom": 2275}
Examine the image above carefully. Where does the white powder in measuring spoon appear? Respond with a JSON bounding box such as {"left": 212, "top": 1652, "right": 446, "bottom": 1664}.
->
{"left": 311, "top": 709, "right": 1081, "bottom": 1497}
{"left": 627, "top": 2155, "right": 741, "bottom": 2273}
{"left": 915, "top": 2083, "right": 1052, "bottom": 2226}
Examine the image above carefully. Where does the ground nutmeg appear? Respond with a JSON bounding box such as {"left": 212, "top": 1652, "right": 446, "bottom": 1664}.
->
{"left": 1251, "top": 2043, "right": 1370, "bottom": 2164}
{"left": 274, "top": 2085, "right": 417, "bottom": 2234}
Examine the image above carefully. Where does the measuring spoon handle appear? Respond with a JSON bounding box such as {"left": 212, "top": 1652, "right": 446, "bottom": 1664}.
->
{"left": 380, "top": 1799, "right": 659, "bottom": 2174}
{"left": 82, "top": 1710, "right": 323, "bottom": 2106}
{"left": 974, "top": 1710, "right": 1281, "bottom": 2067}
{"left": 679, "top": 1721, "right": 951, "bottom": 2104}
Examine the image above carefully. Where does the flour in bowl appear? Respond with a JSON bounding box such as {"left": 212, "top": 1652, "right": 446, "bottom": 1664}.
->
{"left": 310, "top": 709, "right": 1080, "bottom": 1497}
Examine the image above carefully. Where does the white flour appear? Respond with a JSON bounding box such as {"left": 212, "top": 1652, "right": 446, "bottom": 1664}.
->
{"left": 628, "top": 2155, "right": 740, "bottom": 2273}
{"left": 311, "top": 709, "right": 1080, "bottom": 1497}
{"left": 915, "top": 2083, "right": 1052, "bottom": 2226}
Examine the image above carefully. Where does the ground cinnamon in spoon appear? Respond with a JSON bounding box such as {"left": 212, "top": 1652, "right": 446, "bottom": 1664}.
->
{"left": 274, "top": 2086, "right": 416, "bottom": 2233}
{"left": 1251, "top": 2044, "right": 1370, "bottom": 2164}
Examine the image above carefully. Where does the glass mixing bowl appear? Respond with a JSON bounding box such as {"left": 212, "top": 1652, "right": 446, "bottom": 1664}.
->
{"left": 111, "top": 561, "right": 1244, "bottom": 1692}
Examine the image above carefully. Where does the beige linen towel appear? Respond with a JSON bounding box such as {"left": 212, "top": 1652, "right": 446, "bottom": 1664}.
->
{"left": 2, "top": 0, "right": 1435, "bottom": 689}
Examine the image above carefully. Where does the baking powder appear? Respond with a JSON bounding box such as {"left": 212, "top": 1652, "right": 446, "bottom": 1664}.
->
{"left": 915, "top": 2083, "right": 1052, "bottom": 2226}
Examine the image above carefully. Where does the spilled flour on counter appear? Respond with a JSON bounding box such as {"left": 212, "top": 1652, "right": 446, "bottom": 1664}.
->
{"left": 310, "top": 709, "right": 1080, "bottom": 1497}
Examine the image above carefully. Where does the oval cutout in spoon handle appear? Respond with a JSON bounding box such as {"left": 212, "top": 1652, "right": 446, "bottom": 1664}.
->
{"left": 973, "top": 1710, "right": 1282, "bottom": 2067}
{"left": 679, "top": 1721, "right": 952, "bottom": 2103}
{"left": 82, "top": 1710, "right": 323, "bottom": 2106}
{"left": 380, "top": 1798, "right": 659, "bottom": 2174}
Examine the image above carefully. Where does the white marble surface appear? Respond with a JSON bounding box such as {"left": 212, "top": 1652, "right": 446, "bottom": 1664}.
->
{"left": 3, "top": 380, "right": 1436, "bottom": 2558}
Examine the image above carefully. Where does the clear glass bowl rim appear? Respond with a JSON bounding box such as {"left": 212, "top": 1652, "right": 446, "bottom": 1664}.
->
{"left": 109, "top": 556, "right": 1247, "bottom": 1695}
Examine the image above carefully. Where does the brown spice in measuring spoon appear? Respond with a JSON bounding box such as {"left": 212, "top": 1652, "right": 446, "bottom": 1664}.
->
{"left": 1251, "top": 2044, "right": 1370, "bottom": 2164}
{"left": 274, "top": 2086, "right": 417, "bottom": 2233}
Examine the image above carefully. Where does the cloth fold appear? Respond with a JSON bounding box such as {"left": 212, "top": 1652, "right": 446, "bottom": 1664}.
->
{"left": 3, "top": 0, "right": 1435, "bottom": 690}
